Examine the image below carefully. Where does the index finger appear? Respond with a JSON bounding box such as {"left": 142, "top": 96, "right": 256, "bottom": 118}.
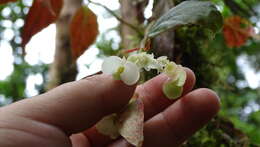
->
{"left": 1, "top": 74, "right": 136, "bottom": 135}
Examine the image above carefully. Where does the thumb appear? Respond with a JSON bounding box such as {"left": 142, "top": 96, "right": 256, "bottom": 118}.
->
{"left": 1, "top": 74, "right": 135, "bottom": 135}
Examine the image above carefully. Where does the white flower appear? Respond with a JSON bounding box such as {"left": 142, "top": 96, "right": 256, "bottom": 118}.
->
{"left": 102, "top": 53, "right": 187, "bottom": 99}
{"left": 127, "top": 52, "right": 159, "bottom": 71}
{"left": 157, "top": 56, "right": 170, "bottom": 72}
{"left": 102, "top": 56, "right": 140, "bottom": 86}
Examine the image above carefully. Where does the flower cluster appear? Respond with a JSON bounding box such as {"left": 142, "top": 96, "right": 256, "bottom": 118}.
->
{"left": 101, "top": 52, "right": 186, "bottom": 99}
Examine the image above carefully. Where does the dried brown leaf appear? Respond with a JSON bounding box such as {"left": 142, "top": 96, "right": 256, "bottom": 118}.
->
{"left": 96, "top": 114, "right": 119, "bottom": 139}
{"left": 117, "top": 98, "right": 144, "bottom": 147}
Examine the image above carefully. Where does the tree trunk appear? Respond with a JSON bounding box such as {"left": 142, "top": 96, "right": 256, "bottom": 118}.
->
{"left": 151, "top": 0, "right": 175, "bottom": 60}
{"left": 46, "top": 0, "right": 82, "bottom": 90}
{"left": 120, "top": 0, "right": 148, "bottom": 48}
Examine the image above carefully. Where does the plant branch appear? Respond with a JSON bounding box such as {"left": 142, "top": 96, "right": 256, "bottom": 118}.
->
{"left": 224, "top": 0, "right": 251, "bottom": 17}
{"left": 88, "top": 0, "right": 143, "bottom": 36}
{"left": 241, "top": 0, "right": 258, "bottom": 16}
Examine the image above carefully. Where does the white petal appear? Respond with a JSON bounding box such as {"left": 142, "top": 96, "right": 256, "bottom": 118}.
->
{"left": 102, "top": 56, "right": 123, "bottom": 74}
{"left": 120, "top": 61, "right": 140, "bottom": 85}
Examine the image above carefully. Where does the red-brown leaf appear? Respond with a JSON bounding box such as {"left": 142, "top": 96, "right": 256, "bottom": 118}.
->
{"left": 21, "top": 0, "right": 63, "bottom": 48}
{"left": 223, "top": 16, "right": 255, "bottom": 48}
{"left": 70, "top": 6, "right": 98, "bottom": 59}
{"left": 0, "top": 0, "right": 17, "bottom": 4}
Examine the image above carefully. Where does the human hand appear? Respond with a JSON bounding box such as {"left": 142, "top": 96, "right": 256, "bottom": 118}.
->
{"left": 0, "top": 68, "right": 220, "bottom": 147}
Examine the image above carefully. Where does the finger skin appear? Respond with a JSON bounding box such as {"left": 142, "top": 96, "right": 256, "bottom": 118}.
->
{"left": 85, "top": 68, "right": 196, "bottom": 147}
{"left": 70, "top": 133, "right": 91, "bottom": 147}
{"left": 138, "top": 68, "right": 196, "bottom": 120}
{"left": 108, "top": 88, "right": 220, "bottom": 147}
{"left": 0, "top": 74, "right": 135, "bottom": 135}
{"left": 142, "top": 88, "right": 220, "bottom": 147}
{"left": 108, "top": 139, "right": 133, "bottom": 147}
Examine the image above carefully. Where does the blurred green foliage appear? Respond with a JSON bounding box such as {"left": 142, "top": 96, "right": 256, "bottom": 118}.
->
{"left": 0, "top": 1, "right": 48, "bottom": 103}
{"left": 0, "top": 63, "right": 48, "bottom": 103}
{"left": 179, "top": 0, "right": 260, "bottom": 145}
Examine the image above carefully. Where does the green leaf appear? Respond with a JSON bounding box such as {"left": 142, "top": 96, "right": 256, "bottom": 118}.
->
{"left": 148, "top": 1, "right": 223, "bottom": 38}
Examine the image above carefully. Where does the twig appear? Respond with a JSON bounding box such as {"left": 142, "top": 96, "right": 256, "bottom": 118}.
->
{"left": 88, "top": 0, "right": 143, "bottom": 36}
{"left": 241, "top": 0, "right": 258, "bottom": 16}
{"left": 223, "top": 0, "right": 251, "bottom": 17}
